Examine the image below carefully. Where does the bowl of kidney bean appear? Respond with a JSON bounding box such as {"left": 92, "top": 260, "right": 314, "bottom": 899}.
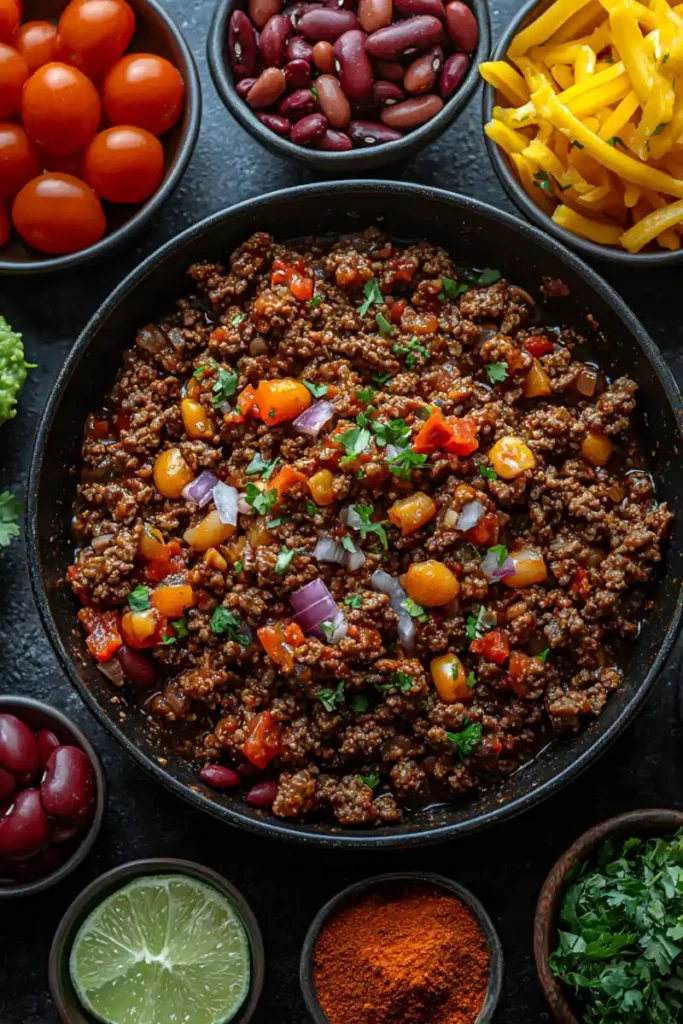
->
{"left": 207, "top": 0, "right": 490, "bottom": 169}
{"left": 0, "top": 696, "right": 106, "bottom": 899}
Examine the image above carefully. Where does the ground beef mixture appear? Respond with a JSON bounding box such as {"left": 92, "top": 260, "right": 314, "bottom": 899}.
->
{"left": 68, "top": 229, "right": 672, "bottom": 827}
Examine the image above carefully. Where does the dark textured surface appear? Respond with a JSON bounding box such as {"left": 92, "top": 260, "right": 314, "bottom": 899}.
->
{"left": 1, "top": 1, "right": 683, "bottom": 1021}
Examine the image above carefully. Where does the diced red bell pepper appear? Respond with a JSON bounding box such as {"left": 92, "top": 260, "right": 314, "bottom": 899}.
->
{"left": 570, "top": 566, "right": 590, "bottom": 599}
{"left": 242, "top": 710, "right": 282, "bottom": 769}
{"left": 284, "top": 622, "right": 305, "bottom": 647}
{"left": 465, "top": 512, "right": 500, "bottom": 547}
{"left": 145, "top": 541, "right": 186, "bottom": 583}
{"left": 413, "top": 410, "right": 454, "bottom": 454}
{"left": 470, "top": 628, "right": 510, "bottom": 665}
{"left": 271, "top": 464, "right": 308, "bottom": 504}
{"left": 442, "top": 418, "right": 479, "bottom": 456}
{"left": 390, "top": 298, "right": 406, "bottom": 324}
{"left": 524, "top": 335, "right": 554, "bottom": 358}
{"left": 78, "top": 608, "right": 123, "bottom": 663}
{"left": 271, "top": 258, "right": 314, "bottom": 300}
{"left": 258, "top": 622, "right": 294, "bottom": 671}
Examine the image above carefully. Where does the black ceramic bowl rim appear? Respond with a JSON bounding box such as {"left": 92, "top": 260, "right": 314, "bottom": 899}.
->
{"left": 206, "top": 0, "right": 491, "bottom": 171}
{"left": 48, "top": 857, "right": 265, "bottom": 1024}
{"left": 0, "top": 695, "right": 106, "bottom": 900}
{"left": 0, "top": 0, "right": 202, "bottom": 276}
{"left": 299, "top": 871, "right": 504, "bottom": 1022}
{"left": 481, "top": 0, "right": 683, "bottom": 266}
{"left": 27, "top": 180, "right": 683, "bottom": 849}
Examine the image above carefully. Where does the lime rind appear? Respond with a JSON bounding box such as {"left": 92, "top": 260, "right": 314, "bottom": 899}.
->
{"left": 69, "top": 874, "right": 251, "bottom": 1024}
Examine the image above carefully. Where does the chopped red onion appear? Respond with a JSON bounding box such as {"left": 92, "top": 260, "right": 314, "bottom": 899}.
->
{"left": 293, "top": 400, "right": 335, "bottom": 437}
{"left": 213, "top": 482, "right": 238, "bottom": 526}
{"left": 182, "top": 470, "right": 217, "bottom": 507}
{"left": 370, "top": 570, "right": 415, "bottom": 654}
{"left": 340, "top": 506, "right": 362, "bottom": 530}
{"left": 385, "top": 443, "right": 401, "bottom": 460}
{"left": 98, "top": 658, "right": 125, "bottom": 687}
{"left": 237, "top": 493, "right": 254, "bottom": 515}
{"left": 291, "top": 578, "right": 341, "bottom": 635}
{"left": 480, "top": 550, "right": 516, "bottom": 582}
{"left": 346, "top": 547, "right": 366, "bottom": 571}
{"left": 456, "top": 500, "right": 485, "bottom": 532}
{"left": 91, "top": 533, "right": 114, "bottom": 552}
{"left": 315, "top": 537, "right": 346, "bottom": 565}
{"left": 325, "top": 610, "right": 348, "bottom": 643}
{"left": 397, "top": 614, "right": 416, "bottom": 654}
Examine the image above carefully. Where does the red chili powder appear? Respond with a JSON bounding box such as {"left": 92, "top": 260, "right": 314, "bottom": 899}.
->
{"left": 313, "top": 882, "right": 490, "bottom": 1024}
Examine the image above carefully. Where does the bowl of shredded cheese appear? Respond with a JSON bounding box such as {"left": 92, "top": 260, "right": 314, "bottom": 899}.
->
{"left": 480, "top": 0, "right": 683, "bottom": 263}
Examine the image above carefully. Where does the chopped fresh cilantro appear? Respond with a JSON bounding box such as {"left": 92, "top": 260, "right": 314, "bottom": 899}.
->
{"left": 446, "top": 720, "right": 483, "bottom": 757}
{"left": 392, "top": 334, "right": 430, "bottom": 370}
{"left": 358, "top": 278, "right": 383, "bottom": 317}
{"left": 373, "top": 372, "right": 392, "bottom": 385}
{"left": 161, "top": 634, "right": 176, "bottom": 645}
{"left": 128, "top": 585, "right": 150, "bottom": 611}
{"left": 356, "top": 408, "right": 374, "bottom": 428}
{"left": 376, "top": 312, "right": 394, "bottom": 337}
{"left": 537, "top": 648, "right": 550, "bottom": 663}
{"left": 244, "top": 483, "right": 278, "bottom": 517}
{"left": 356, "top": 773, "right": 379, "bottom": 789}
{"left": 356, "top": 468, "right": 364, "bottom": 479}
{"left": 466, "top": 605, "right": 493, "bottom": 640}
{"left": 0, "top": 491, "right": 20, "bottom": 549}
{"left": 303, "top": 380, "right": 328, "bottom": 398}
{"left": 402, "top": 598, "right": 428, "bottom": 623}
{"left": 317, "top": 680, "right": 345, "bottom": 711}
{"left": 466, "top": 671, "right": 476, "bottom": 688}
{"left": 234, "top": 560, "right": 243, "bottom": 576}
{"left": 171, "top": 617, "right": 188, "bottom": 640}
{"left": 653, "top": 122, "right": 669, "bottom": 136}
{"left": 391, "top": 671, "right": 414, "bottom": 692}
{"left": 663, "top": 51, "right": 670, "bottom": 63}
{"left": 352, "top": 503, "right": 388, "bottom": 550}
{"left": 345, "top": 594, "right": 363, "bottom": 609}
{"left": 478, "top": 463, "right": 498, "bottom": 481}
{"left": 209, "top": 606, "right": 250, "bottom": 645}
{"left": 440, "top": 276, "right": 468, "bottom": 300}
{"left": 372, "top": 417, "right": 410, "bottom": 448}
{"left": 193, "top": 365, "right": 208, "bottom": 381}
{"left": 310, "top": 295, "right": 323, "bottom": 309}
{"left": 485, "top": 362, "right": 508, "bottom": 384}
{"left": 472, "top": 268, "right": 501, "bottom": 285}
{"left": 275, "top": 545, "right": 299, "bottom": 574}
{"left": 356, "top": 387, "right": 376, "bottom": 404}
{"left": 349, "top": 694, "right": 369, "bottom": 713}
{"left": 320, "top": 620, "right": 336, "bottom": 642}
{"left": 337, "top": 425, "right": 371, "bottom": 466}
{"left": 489, "top": 544, "right": 509, "bottom": 567}
{"left": 341, "top": 535, "right": 357, "bottom": 553}
{"left": 246, "top": 453, "right": 281, "bottom": 479}
{"left": 268, "top": 409, "right": 276, "bottom": 419}
{"left": 232, "top": 313, "right": 246, "bottom": 326}
{"left": 267, "top": 516, "right": 289, "bottom": 528}
{"left": 213, "top": 366, "right": 239, "bottom": 406}
{"left": 306, "top": 501, "right": 318, "bottom": 516}
{"left": 387, "top": 449, "right": 427, "bottom": 480}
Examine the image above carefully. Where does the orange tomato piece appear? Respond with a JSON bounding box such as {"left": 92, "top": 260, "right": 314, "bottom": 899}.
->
{"left": 254, "top": 378, "right": 311, "bottom": 425}
{"left": 401, "top": 560, "right": 459, "bottom": 607}
{"left": 523, "top": 359, "right": 552, "bottom": 398}
{"left": 412, "top": 409, "right": 455, "bottom": 454}
{"left": 120, "top": 608, "right": 161, "bottom": 649}
{"left": 503, "top": 549, "right": 548, "bottom": 588}
{"left": 388, "top": 491, "right": 436, "bottom": 535}
{"left": 430, "top": 653, "right": 472, "bottom": 702}
{"left": 581, "top": 430, "right": 613, "bottom": 466}
{"left": 258, "top": 622, "right": 294, "bottom": 670}
{"left": 488, "top": 436, "right": 536, "bottom": 479}
{"left": 138, "top": 525, "right": 168, "bottom": 561}
{"left": 150, "top": 584, "right": 194, "bottom": 618}
{"left": 464, "top": 512, "right": 500, "bottom": 547}
{"left": 443, "top": 418, "right": 479, "bottom": 456}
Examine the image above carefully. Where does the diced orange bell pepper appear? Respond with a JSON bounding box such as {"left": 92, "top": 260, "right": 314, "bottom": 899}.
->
{"left": 465, "top": 512, "right": 500, "bottom": 547}
{"left": 120, "top": 608, "right": 163, "bottom": 650}
{"left": 253, "top": 379, "right": 311, "bottom": 425}
{"left": 78, "top": 608, "right": 122, "bottom": 663}
{"left": 284, "top": 622, "right": 305, "bottom": 647}
{"left": 145, "top": 540, "right": 186, "bottom": 582}
{"left": 289, "top": 273, "right": 314, "bottom": 301}
{"left": 258, "top": 622, "right": 294, "bottom": 671}
{"left": 488, "top": 436, "right": 536, "bottom": 479}
{"left": 470, "top": 629, "right": 510, "bottom": 665}
{"left": 308, "top": 468, "right": 336, "bottom": 506}
{"left": 523, "top": 359, "right": 552, "bottom": 398}
{"left": 388, "top": 492, "right": 437, "bottom": 535}
{"left": 151, "top": 584, "right": 195, "bottom": 618}
{"left": 139, "top": 526, "right": 168, "bottom": 562}
{"left": 503, "top": 549, "right": 548, "bottom": 588}
{"left": 581, "top": 431, "right": 613, "bottom": 467}
{"left": 242, "top": 710, "right": 282, "bottom": 769}
{"left": 271, "top": 464, "right": 309, "bottom": 502}
{"left": 430, "top": 653, "right": 472, "bottom": 702}
{"left": 443, "top": 418, "right": 479, "bottom": 456}
{"left": 401, "top": 560, "right": 459, "bottom": 607}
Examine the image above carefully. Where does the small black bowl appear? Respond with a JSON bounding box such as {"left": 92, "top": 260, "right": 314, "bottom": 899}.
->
{"left": 481, "top": 0, "right": 683, "bottom": 266}
{"left": 49, "top": 857, "right": 265, "bottom": 1024}
{"left": 207, "top": 0, "right": 490, "bottom": 171}
{"left": 300, "top": 871, "right": 504, "bottom": 1022}
{"left": 0, "top": 695, "right": 106, "bottom": 900}
{"left": 0, "top": 0, "right": 201, "bottom": 276}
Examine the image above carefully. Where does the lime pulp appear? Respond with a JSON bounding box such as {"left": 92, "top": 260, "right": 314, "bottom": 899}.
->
{"left": 69, "top": 874, "right": 251, "bottom": 1024}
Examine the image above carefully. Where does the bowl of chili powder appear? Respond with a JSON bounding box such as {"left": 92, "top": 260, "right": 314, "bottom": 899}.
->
{"left": 300, "top": 871, "right": 504, "bottom": 1023}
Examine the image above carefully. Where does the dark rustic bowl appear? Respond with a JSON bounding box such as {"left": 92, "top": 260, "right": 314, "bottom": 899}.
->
{"left": 48, "top": 857, "right": 265, "bottom": 1024}
{"left": 534, "top": 808, "right": 683, "bottom": 1022}
{"left": 207, "top": 0, "right": 490, "bottom": 171}
{"left": 300, "top": 871, "right": 504, "bottom": 1022}
{"left": 0, "top": 0, "right": 201, "bottom": 276}
{"left": 481, "top": 0, "right": 683, "bottom": 266}
{"left": 0, "top": 695, "right": 106, "bottom": 899}
{"left": 27, "top": 180, "right": 683, "bottom": 848}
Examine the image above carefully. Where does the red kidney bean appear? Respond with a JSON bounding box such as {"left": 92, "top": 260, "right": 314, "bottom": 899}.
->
{"left": 40, "top": 746, "right": 95, "bottom": 822}
{"left": 279, "top": 87, "right": 317, "bottom": 117}
{"left": 439, "top": 50, "right": 469, "bottom": 97}
{"left": 315, "top": 127, "right": 353, "bottom": 149}
{"left": 284, "top": 57, "right": 312, "bottom": 87}
{"left": 334, "top": 29, "right": 374, "bottom": 100}
{"left": 260, "top": 13, "right": 292, "bottom": 66}
{"left": 374, "top": 79, "right": 405, "bottom": 104}
{"left": 116, "top": 645, "right": 157, "bottom": 687}
{"left": 283, "top": 0, "right": 322, "bottom": 24}
{"left": 245, "top": 780, "right": 278, "bottom": 807}
{"left": 249, "top": 0, "right": 282, "bottom": 28}
{"left": 236, "top": 759, "right": 259, "bottom": 779}
{"left": 326, "top": 0, "right": 355, "bottom": 8}
{"left": 381, "top": 92, "right": 442, "bottom": 126}
{"left": 229, "top": 10, "right": 260, "bottom": 79}
{"left": 37, "top": 730, "right": 61, "bottom": 770}
{"left": 394, "top": 0, "right": 445, "bottom": 16}
{"left": 365, "top": 15, "right": 443, "bottom": 59}
{"left": 291, "top": 112, "right": 328, "bottom": 143}
{"left": 312, "top": 40, "right": 335, "bottom": 71}
{"left": 444, "top": 0, "right": 478, "bottom": 51}
{"left": 315, "top": 73, "right": 351, "bottom": 126}
{"left": 373, "top": 58, "right": 404, "bottom": 81}
{"left": 404, "top": 45, "right": 442, "bottom": 92}
{"left": 287, "top": 34, "right": 314, "bottom": 61}
{"left": 348, "top": 119, "right": 403, "bottom": 144}
{"left": 298, "top": 8, "right": 358, "bottom": 41}
{"left": 0, "top": 790, "right": 49, "bottom": 857}
{"left": 0, "top": 768, "right": 15, "bottom": 804}
{"left": 199, "top": 764, "right": 241, "bottom": 791}
{"left": 236, "top": 76, "right": 257, "bottom": 98}
{"left": 358, "top": 0, "right": 392, "bottom": 34}
{"left": 0, "top": 714, "right": 39, "bottom": 781}
{"left": 247, "top": 67, "right": 287, "bottom": 107}
{"left": 258, "top": 112, "right": 292, "bottom": 134}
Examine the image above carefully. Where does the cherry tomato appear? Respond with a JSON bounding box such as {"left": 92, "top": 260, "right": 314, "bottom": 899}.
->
{"left": 0, "top": 122, "right": 40, "bottom": 199}
{"left": 103, "top": 53, "right": 184, "bottom": 135}
{"left": 83, "top": 125, "right": 164, "bottom": 203}
{"left": 59, "top": 0, "right": 135, "bottom": 75}
{"left": 0, "top": 199, "right": 8, "bottom": 245}
{"left": 0, "top": 0, "right": 20, "bottom": 45}
{"left": 12, "top": 172, "right": 106, "bottom": 254}
{"left": 13, "top": 20, "right": 60, "bottom": 73}
{"left": 0, "top": 42, "right": 28, "bottom": 118}
{"left": 21, "top": 62, "right": 101, "bottom": 155}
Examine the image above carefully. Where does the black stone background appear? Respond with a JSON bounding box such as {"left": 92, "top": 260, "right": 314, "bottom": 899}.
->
{"left": 2, "top": 0, "right": 683, "bottom": 1021}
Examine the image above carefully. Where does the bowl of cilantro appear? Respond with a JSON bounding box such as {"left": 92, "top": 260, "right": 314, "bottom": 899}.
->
{"left": 535, "top": 809, "right": 683, "bottom": 1023}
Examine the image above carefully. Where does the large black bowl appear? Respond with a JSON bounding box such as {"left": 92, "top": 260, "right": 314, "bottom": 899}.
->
{"left": 27, "top": 181, "right": 683, "bottom": 848}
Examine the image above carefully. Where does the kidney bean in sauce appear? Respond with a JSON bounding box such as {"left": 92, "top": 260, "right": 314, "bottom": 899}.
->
{"left": 228, "top": 0, "right": 479, "bottom": 150}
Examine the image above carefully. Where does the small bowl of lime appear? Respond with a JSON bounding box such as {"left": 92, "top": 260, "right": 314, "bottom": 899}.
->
{"left": 48, "top": 858, "right": 264, "bottom": 1024}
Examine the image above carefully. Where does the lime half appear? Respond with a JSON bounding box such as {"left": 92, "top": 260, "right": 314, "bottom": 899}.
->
{"left": 69, "top": 874, "right": 251, "bottom": 1024}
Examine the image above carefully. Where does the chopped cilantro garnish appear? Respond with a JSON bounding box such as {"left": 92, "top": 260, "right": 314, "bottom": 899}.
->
{"left": 373, "top": 372, "right": 392, "bottom": 385}
{"left": 446, "top": 720, "right": 483, "bottom": 757}
{"left": 391, "top": 671, "right": 415, "bottom": 692}
{"left": 337, "top": 425, "right": 371, "bottom": 466}
{"left": 485, "top": 362, "right": 508, "bottom": 384}
{"left": 232, "top": 313, "right": 246, "bottom": 326}
{"left": 392, "top": 334, "right": 430, "bottom": 370}
{"left": 234, "top": 560, "right": 243, "bottom": 576}
{"left": 128, "top": 585, "right": 150, "bottom": 612}
{"left": 387, "top": 449, "right": 427, "bottom": 480}
{"left": 161, "top": 634, "right": 176, "bottom": 645}
{"left": 372, "top": 417, "right": 410, "bottom": 448}
{"left": 275, "top": 545, "right": 298, "bottom": 574}
{"left": 356, "top": 408, "right": 374, "bottom": 428}
{"left": 213, "top": 366, "right": 239, "bottom": 406}
{"left": 341, "top": 535, "right": 357, "bottom": 553}
{"left": 267, "top": 517, "right": 289, "bottom": 528}
{"left": 306, "top": 501, "right": 318, "bottom": 516}
{"left": 376, "top": 311, "right": 394, "bottom": 337}
{"left": 537, "top": 648, "right": 550, "bottom": 663}
{"left": 402, "top": 598, "right": 428, "bottom": 623}
{"left": 352, "top": 503, "right": 388, "bottom": 550}
{"left": 356, "top": 773, "right": 379, "bottom": 789}
{"left": 356, "top": 387, "right": 376, "bottom": 404}
{"left": 466, "top": 605, "right": 493, "bottom": 640}
{"left": 440, "top": 276, "right": 468, "bottom": 300}
{"left": 310, "top": 295, "right": 322, "bottom": 309}
{"left": 209, "top": 606, "right": 250, "bottom": 645}
{"left": 246, "top": 453, "right": 281, "bottom": 479}
{"left": 317, "top": 680, "right": 345, "bottom": 711}
{"left": 478, "top": 463, "right": 497, "bottom": 481}
{"left": 489, "top": 544, "right": 509, "bottom": 567}
{"left": 466, "top": 671, "right": 476, "bottom": 688}
{"left": 345, "top": 594, "right": 363, "bottom": 609}
{"left": 303, "top": 380, "right": 328, "bottom": 398}
{"left": 193, "top": 365, "right": 208, "bottom": 381}
{"left": 468, "top": 267, "right": 501, "bottom": 285}
{"left": 358, "top": 278, "right": 383, "bottom": 317}
{"left": 244, "top": 483, "right": 278, "bottom": 517}
{"left": 349, "top": 694, "right": 369, "bottom": 713}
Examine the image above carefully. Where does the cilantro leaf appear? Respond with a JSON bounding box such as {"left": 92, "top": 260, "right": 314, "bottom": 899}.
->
{"left": 356, "top": 773, "right": 379, "bottom": 789}
{"left": 372, "top": 417, "right": 410, "bottom": 448}
{"left": 210, "top": 606, "right": 250, "bottom": 645}
{"left": 466, "top": 671, "right": 476, "bottom": 688}
{"left": 310, "top": 295, "right": 323, "bottom": 309}
{"left": 352, "top": 503, "right": 388, "bottom": 550}
{"left": 306, "top": 502, "right": 318, "bottom": 516}
{"left": 245, "top": 453, "right": 281, "bottom": 480}
{"left": 213, "top": 367, "right": 239, "bottom": 405}
{"left": 349, "top": 694, "right": 369, "bottom": 713}
{"left": 387, "top": 448, "right": 427, "bottom": 480}
{"left": 172, "top": 617, "right": 189, "bottom": 640}
{"left": 653, "top": 122, "right": 669, "bottom": 136}
{"left": 358, "top": 278, "right": 383, "bottom": 317}
{"left": 244, "top": 483, "right": 278, "bottom": 517}
{"left": 446, "top": 720, "right": 483, "bottom": 757}
{"left": 356, "top": 387, "right": 376, "bottom": 404}
{"left": 488, "top": 544, "right": 509, "bottom": 567}
{"left": 440, "top": 276, "right": 468, "bottom": 300}
{"left": 0, "top": 491, "right": 20, "bottom": 549}
{"left": 234, "top": 560, "right": 243, "bottom": 576}
{"left": 473, "top": 268, "right": 501, "bottom": 285}
{"left": 345, "top": 594, "right": 362, "bottom": 609}
{"left": 485, "top": 362, "right": 508, "bottom": 384}
{"left": 232, "top": 313, "right": 246, "bottom": 326}
{"left": 537, "top": 648, "right": 550, "bottom": 663}
{"left": 402, "top": 598, "right": 428, "bottom": 623}
{"left": 392, "top": 335, "right": 430, "bottom": 370}
{"left": 275, "top": 545, "right": 299, "bottom": 574}
{"left": 534, "top": 169, "right": 554, "bottom": 193}
{"left": 376, "top": 312, "right": 394, "bottom": 337}
{"left": 317, "top": 680, "right": 345, "bottom": 711}
{"left": 478, "top": 463, "right": 497, "bottom": 481}
{"left": 128, "top": 585, "right": 150, "bottom": 611}
{"left": 337, "top": 426, "right": 371, "bottom": 466}
{"left": 373, "top": 372, "right": 392, "bottom": 385}
{"left": 303, "top": 380, "right": 328, "bottom": 398}
{"left": 466, "top": 605, "right": 494, "bottom": 640}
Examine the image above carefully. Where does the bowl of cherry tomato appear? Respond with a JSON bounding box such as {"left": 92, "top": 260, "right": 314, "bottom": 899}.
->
{"left": 0, "top": 0, "right": 201, "bottom": 273}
